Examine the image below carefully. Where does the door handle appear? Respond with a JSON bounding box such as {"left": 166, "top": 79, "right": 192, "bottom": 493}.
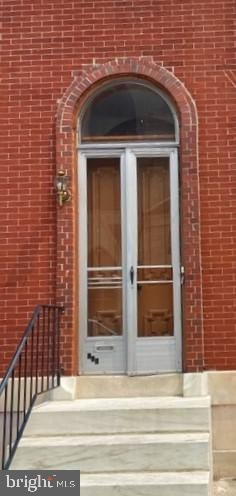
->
{"left": 130, "top": 266, "right": 134, "bottom": 285}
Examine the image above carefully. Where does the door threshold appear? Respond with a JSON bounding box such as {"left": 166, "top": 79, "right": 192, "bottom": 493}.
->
{"left": 75, "top": 374, "right": 183, "bottom": 399}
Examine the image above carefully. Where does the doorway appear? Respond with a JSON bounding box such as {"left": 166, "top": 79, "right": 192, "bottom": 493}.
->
{"left": 79, "top": 147, "right": 181, "bottom": 374}
{"left": 77, "top": 78, "right": 182, "bottom": 374}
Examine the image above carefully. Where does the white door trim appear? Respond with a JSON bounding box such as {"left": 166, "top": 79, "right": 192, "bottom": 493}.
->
{"left": 170, "top": 149, "right": 182, "bottom": 371}
{"left": 78, "top": 151, "right": 88, "bottom": 375}
{"left": 78, "top": 146, "right": 182, "bottom": 374}
{"left": 125, "top": 148, "right": 138, "bottom": 375}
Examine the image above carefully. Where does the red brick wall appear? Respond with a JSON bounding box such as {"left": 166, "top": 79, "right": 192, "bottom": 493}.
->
{"left": 1, "top": 0, "right": 235, "bottom": 375}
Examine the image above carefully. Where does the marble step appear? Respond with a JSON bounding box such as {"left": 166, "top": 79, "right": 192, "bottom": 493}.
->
{"left": 74, "top": 374, "right": 183, "bottom": 398}
{"left": 24, "top": 396, "right": 211, "bottom": 436}
{"left": 11, "top": 432, "right": 210, "bottom": 471}
{"left": 80, "top": 472, "right": 211, "bottom": 496}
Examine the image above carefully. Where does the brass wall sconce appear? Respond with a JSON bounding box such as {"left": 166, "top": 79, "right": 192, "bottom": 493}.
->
{"left": 54, "top": 170, "right": 71, "bottom": 207}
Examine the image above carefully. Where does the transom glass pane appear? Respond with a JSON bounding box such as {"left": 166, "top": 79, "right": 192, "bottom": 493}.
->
{"left": 81, "top": 82, "right": 175, "bottom": 142}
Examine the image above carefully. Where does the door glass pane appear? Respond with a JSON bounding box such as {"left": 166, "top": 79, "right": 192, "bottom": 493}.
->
{"left": 137, "top": 157, "right": 173, "bottom": 337}
{"left": 88, "top": 284, "right": 122, "bottom": 336}
{"left": 137, "top": 267, "right": 172, "bottom": 282}
{"left": 87, "top": 158, "right": 122, "bottom": 337}
{"left": 138, "top": 283, "right": 173, "bottom": 337}
{"left": 87, "top": 158, "right": 121, "bottom": 267}
{"left": 138, "top": 157, "right": 171, "bottom": 265}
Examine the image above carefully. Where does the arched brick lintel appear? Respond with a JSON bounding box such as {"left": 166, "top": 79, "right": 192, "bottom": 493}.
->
{"left": 56, "top": 58, "right": 203, "bottom": 374}
{"left": 57, "top": 60, "right": 197, "bottom": 133}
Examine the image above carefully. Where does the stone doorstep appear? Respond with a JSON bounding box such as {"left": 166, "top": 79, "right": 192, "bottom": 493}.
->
{"left": 51, "top": 374, "right": 183, "bottom": 400}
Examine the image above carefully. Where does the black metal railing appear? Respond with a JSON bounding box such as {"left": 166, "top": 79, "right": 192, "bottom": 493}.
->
{"left": 0, "top": 304, "right": 64, "bottom": 469}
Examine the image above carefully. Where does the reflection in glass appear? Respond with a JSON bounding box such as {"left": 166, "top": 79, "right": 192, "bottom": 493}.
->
{"left": 138, "top": 283, "right": 173, "bottom": 337}
{"left": 87, "top": 158, "right": 121, "bottom": 267}
{"left": 88, "top": 287, "right": 122, "bottom": 337}
{"left": 82, "top": 82, "right": 175, "bottom": 142}
{"left": 137, "top": 156, "right": 173, "bottom": 338}
{"left": 137, "top": 267, "right": 172, "bottom": 282}
{"left": 138, "top": 157, "right": 171, "bottom": 265}
{"left": 87, "top": 156, "right": 122, "bottom": 338}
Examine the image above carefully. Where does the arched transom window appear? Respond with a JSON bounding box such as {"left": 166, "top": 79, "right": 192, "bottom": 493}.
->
{"left": 80, "top": 80, "right": 178, "bottom": 143}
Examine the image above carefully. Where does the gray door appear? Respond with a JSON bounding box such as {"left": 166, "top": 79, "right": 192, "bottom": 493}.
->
{"left": 79, "top": 148, "right": 181, "bottom": 374}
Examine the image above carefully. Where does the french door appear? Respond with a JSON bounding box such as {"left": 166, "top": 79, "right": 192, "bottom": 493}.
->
{"left": 79, "top": 147, "right": 181, "bottom": 374}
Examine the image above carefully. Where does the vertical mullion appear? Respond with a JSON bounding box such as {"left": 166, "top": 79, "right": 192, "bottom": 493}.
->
{"left": 120, "top": 152, "right": 127, "bottom": 372}
{"left": 125, "top": 148, "right": 138, "bottom": 375}
{"left": 170, "top": 149, "right": 182, "bottom": 371}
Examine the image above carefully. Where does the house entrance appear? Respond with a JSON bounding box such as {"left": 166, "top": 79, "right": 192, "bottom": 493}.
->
{"left": 78, "top": 80, "right": 181, "bottom": 374}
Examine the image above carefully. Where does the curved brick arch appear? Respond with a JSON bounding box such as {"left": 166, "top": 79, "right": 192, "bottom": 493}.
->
{"left": 56, "top": 58, "right": 203, "bottom": 374}
{"left": 57, "top": 59, "right": 197, "bottom": 134}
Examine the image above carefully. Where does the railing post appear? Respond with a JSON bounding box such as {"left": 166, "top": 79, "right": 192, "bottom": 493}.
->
{"left": 9, "top": 369, "right": 15, "bottom": 458}
{"left": 16, "top": 353, "right": 22, "bottom": 436}
{"left": 57, "top": 307, "right": 63, "bottom": 386}
{"left": 52, "top": 306, "right": 56, "bottom": 388}
{"left": 41, "top": 306, "right": 46, "bottom": 393}
{"left": 30, "top": 325, "right": 34, "bottom": 404}
{"left": 47, "top": 306, "right": 51, "bottom": 390}
{"left": 23, "top": 340, "right": 28, "bottom": 420}
{"left": 0, "top": 304, "right": 63, "bottom": 469}
{"left": 35, "top": 313, "right": 40, "bottom": 395}
{"left": 2, "top": 383, "right": 8, "bottom": 469}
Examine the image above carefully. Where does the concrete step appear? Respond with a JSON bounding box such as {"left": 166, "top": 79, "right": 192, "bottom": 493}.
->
{"left": 80, "top": 471, "right": 211, "bottom": 496}
{"left": 24, "top": 396, "right": 211, "bottom": 436}
{"left": 11, "top": 432, "right": 210, "bottom": 471}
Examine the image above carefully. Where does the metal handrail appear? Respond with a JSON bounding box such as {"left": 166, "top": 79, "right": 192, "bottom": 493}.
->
{"left": 0, "top": 304, "right": 64, "bottom": 469}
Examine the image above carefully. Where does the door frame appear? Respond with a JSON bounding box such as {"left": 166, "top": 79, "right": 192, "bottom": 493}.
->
{"left": 78, "top": 144, "right": 182, "bottom": 375}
